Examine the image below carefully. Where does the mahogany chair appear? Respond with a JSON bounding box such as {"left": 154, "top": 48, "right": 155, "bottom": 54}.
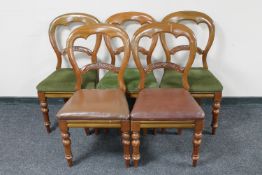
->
{"left": 97, "top": 12, "right": 158, "bottom": 97}
{"left": 131, "top": 22, "right": 205, "bottom": 167}
{"left": 160, "top": 11, "right": 222, "bottom": 134}
{"left": 36, "top": 13, "right": 101, "bottom": 133}
{"left": 100, "top": 12, "right": 160, "bottom": 135}
{"left": 56, "top": 24, "right": 131, "bottom": 167}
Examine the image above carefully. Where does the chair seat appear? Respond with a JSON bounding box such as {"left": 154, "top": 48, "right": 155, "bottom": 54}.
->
{"left": 160, "top": 67, "right": 223, "bottom": 92}
{"left": 56, "top": 89, "right": 129, "bottom": 120}
{"left": 36, "top": 68, "right": 97, "bottom": 92}
{"left": 131, "top": 88, "right": 204, "bottom": 121}
{"left": 96, "top": 68, "right": 158, "bottom": 93}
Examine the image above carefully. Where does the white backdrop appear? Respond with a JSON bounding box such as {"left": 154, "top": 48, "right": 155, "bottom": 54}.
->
{"left": 0, "top": 0, "right": 261, "bottom": 97}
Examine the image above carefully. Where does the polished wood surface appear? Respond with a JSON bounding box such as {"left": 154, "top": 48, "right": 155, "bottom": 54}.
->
{"left": 105, "top": 12, "right": 156, "bottom": 66}
{"left": 67, "top": 23, "right": 130, "bottom": 92}
{"left": 132, "top": 22, "right": 197, "bottom": 90}
{"left": 161, "top": 11, "right": 215, "bottom": 69}
{"left": 49, "top": 13, "right": 102, "bottom": 69}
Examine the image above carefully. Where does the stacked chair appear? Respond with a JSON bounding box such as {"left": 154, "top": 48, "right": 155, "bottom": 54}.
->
{"left": 36, "top": 11, "right": 223, "bottom": 167}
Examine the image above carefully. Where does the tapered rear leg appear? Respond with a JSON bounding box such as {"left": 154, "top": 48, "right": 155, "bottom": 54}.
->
{"left": 38, "top": 92, "right": 51, "bottom": 133}
{"left": 211, "top": 92, "right": 222, "bottom": 135}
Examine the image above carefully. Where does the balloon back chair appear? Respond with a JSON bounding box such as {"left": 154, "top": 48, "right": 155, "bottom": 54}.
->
{"left": 130, "top": 22, "right": 205, "bottom": 167}
{"left": 36, "top": 13, "right": 101, "bottom": 133}
{"left": 160, "top": 11, "right": 222, "bottom": 134}
{"left": 56, "top": 24, "right": 131, "bottom": 167}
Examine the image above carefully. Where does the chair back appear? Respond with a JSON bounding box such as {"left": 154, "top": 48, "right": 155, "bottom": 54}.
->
{"left": 161, "top": 11, "right": 215, "bottom": 69}
{"left": 132, "top": 22, "right": 197, "bottom": 90}
{"left": 49, "top": 13, "right": 102, "bottom": 69}
{"left": 105, "top": 12, "right": 156, "bottom": 65}
{"left": 67, "top": 24, "right": 130, "bottom": 92}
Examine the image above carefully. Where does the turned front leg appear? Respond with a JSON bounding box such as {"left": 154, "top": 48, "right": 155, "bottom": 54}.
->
{"left": 59, "top": 120, "right": 73, "bottom": 167}
{"left": 121, "top": 121, "right": 131, "bottom": 168}
{"left": 211, "top": 92, "right": 222, "bottom": 135}
{"left": 192, "top": 120, "right": 204, "bottom": 167}
{"left": 131, "top": 122, "right": 140, "bottom": 168}
{"left": 38, "top": 92, "right": 51, "bottom": 133}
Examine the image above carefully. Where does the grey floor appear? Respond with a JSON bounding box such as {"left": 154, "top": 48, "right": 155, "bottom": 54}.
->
{"left": 0, "top": 98, "right": 261, "bottom": 175}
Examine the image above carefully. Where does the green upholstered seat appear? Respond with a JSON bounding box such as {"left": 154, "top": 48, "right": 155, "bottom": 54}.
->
{"left": 96, "top": 68, "right": 158, "bottom": 93}
{"left": 160, "top": 67, "right": 223, "bottom": 92}
{"left": 36, "top": 68, "right": 97, "bottom": 92}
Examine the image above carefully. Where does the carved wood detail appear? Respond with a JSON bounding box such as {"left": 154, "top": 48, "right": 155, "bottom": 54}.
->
{"left": 132, "top": 22, "right": 197, "bottom": 90}
{"left": 62, "top": 46, "right": 93, "bottom": 56}
{"left": 49, "top": 13, "right": 101, "bottom": 70}
{"left": 144, "top": 62, "right": 184, "bottom": 73}
{"left": 81, "top": 63, "right": 120, "bottom": 73}
{"left": 67, "top": 24, "right": 130, "bottom": 92}
{"left": 170, "top": 45, "right": 203, "bottom": 55}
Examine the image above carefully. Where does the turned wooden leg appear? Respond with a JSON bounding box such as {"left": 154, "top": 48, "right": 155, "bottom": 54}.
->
{"left": 84, "top": 128, "right": 90, "bottom": 135}
{"left": 211, "top": 92, "right": 222, "bottom": 135}
{"left": 121, "top": 121, "right": 131, "bottom": 168}
{"left": 177, "top": 128, "right": 182, "bottom": 135}
{"left": 192, "top": 120, "right": 204, "bottom": 167}
{"left": 131, "top": 122, "right": 140, "bottom": 168}
{"left": 38, "top": 92, "right": 51, "bottom": 133}
{"left": 143, "top": 128, "right": 147, "bottom": 136}
{"left": 59, "top": 120, "right": 73, "bottom": 167}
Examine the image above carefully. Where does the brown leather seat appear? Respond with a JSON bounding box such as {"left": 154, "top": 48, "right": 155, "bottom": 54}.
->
{"left": 57, "top": 89, "right": 129, "bottom": 120}
{"left": 131, "top": 88, "right": 204, "bottom": 121}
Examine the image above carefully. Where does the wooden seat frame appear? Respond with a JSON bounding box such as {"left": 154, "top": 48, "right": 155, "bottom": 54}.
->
{"left": 131, "top": 22, "right": 204, "bottom": 167}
